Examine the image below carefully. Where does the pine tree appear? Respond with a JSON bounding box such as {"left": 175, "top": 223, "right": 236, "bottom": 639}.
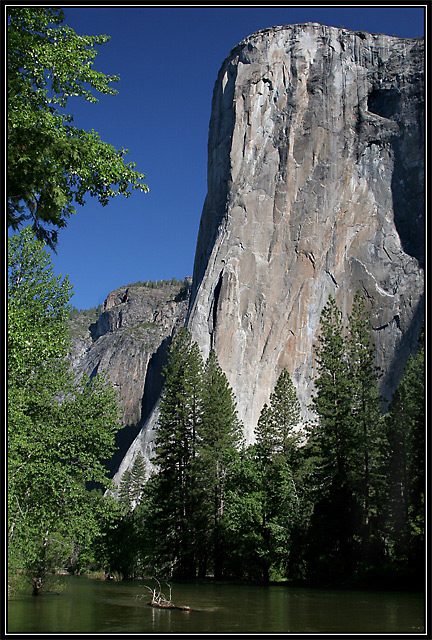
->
{"left": 309, "top": 295, "right": 355, "bottom": 480}
{"left": 385, "top": 334, "right": 424, "bottom": 582}
{"left": 198, "top": 350, "right": 242, "bottom": 578}
{"left": 118, "top": 453, "right": 147, "bottom": 513}
{"left": 347, "top": 291, "right": 385, "bottom": 554}
{"left": 306, "top": 293, "right": 387, "bottom": 581}
{"left": 151, "top": 328, "right": 204, "bottom": 578}
{"left": 256, "top": 369, "right": 301, "bottom": 460}
{"left": 251, "top": 369, "right": 304, "bottom": 582}
{"left": 118, "top": 469, "right": 133, "bottom": 512}
{"left": 307, "top": 296, "right": 361, "bottom": 581}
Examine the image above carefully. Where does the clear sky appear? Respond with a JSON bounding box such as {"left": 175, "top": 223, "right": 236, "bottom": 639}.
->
{"left": 43, "top": 4, "right": 425, "bottom": 310}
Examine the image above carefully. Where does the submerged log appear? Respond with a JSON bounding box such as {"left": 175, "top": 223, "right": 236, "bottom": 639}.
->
{"left": 147, "top": 600, "right": 190, "bottom": 611}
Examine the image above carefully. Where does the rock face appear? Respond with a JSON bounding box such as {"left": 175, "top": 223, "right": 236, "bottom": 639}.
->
{"left": 68, "top": 281, "right": 191, "bottom": 472}
{"left": 186, "top": 22, "right": 424, "bottom": 442}
{"left": 113, "top": 23, "right": 424, "bottom": 482}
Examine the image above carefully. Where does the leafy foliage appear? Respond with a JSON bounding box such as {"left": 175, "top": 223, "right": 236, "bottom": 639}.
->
{"left": 7, "top": 7, "right": 148, "bottom": 248}
{"left": 23, "top": 283, "right": 422, "bottom": 589}
{"left": 8, "top": 228, "right": 121, "bottom": 592}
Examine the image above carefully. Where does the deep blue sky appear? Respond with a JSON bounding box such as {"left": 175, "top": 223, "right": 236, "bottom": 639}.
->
{"left": 44, "top": 5, "right": 425, "bottom": 310}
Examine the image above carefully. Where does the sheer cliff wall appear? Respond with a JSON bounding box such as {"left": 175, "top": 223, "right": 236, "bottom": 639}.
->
{"left": 186, "top": 22, "right": 424, "bottom": 442}
{"left": 112, "top": 23, "right": 424, "bottom": 481}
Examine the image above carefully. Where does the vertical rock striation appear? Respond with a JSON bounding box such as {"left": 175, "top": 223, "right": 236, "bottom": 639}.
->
{"left": 112, "top": 23, "right": 424, "bottom": 484}
{"left": 187, "top": 23, "right": 424, "bottom": 442}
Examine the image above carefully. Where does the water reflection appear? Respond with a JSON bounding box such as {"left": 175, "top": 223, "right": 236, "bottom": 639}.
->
{"left": 7, "top": 576, "right": 425, "bottom": 634}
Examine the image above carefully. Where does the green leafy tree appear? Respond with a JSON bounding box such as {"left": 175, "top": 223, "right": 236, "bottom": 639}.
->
{"left": 7, "top": 7, "right": 148, "bottom": 248}
{"left": 8, "top": 228, "right": 121, "bottom": 593}
{"left": 223, "top": 445, "right": 267, "bottom": 581}
{"left": 198, "top": 350, "right": 243, "bottom": 578}
{"left": 149, "top": 328, "right": 204, "bottom": 578}
{"left": 102, "top": 453, "right": 149, "bottom": 579}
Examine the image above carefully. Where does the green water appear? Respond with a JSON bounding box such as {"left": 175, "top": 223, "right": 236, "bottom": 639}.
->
{"left": 7, "top": 575, "right": 425, "bottom": 634}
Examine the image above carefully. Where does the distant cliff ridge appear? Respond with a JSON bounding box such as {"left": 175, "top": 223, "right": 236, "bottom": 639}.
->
{"left": 68, "top": 280, "right": 191, "bottom": 474}
{"left": 70, "top": 23, "right": 423, "bottom": 484}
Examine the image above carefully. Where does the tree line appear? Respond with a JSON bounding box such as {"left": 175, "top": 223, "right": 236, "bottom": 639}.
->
{"left": 7, "top": 7, "right": 424, "bottom": 595}
{"left": 8, "top": 228, "right": 424, "bottom": 594}
{"left": 93, "top": 294, "right": 424, "bottom": 588}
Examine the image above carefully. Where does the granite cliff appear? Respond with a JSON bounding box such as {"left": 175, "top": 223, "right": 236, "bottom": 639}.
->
{"left": 68, "top": 280, "right": 191, "bottom": 473}
{"left": 186, "top": 22, "right": 424, "bottom": 442}
{"left": 72, "top": 23, "right": 423, "bottom": 483}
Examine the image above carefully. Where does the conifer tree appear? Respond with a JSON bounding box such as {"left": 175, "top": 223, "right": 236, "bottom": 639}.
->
{"left": 311, "top": 296, "right": 358, "bottom": 478}
{"left": 256, "top": 369, "right": 302, "bottom": 461}
{"left": 306, "top": 293, "right": 387, "bottom": 581}
{"left": 118, "top": 453, "right": 147, "bottom": 513}
{"left": 385, "top": 335, "right": 424, "bottom": 581}
{"left": 151, "top": 328, "right": 204, "bottom": 578}
{"left": 307, "top": 295, "right": 361, "bottom": 580}
{"left": 249, "top": 369, "right": 304, "bottom": 581}
{"left": 347, "top": 291, "right": 385, "bottom": 552}
{"left": 198, "top": 350, "right": 242, "bottom": 578}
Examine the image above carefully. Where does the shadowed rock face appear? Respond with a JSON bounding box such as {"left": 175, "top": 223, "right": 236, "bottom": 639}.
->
{"left": 69, "top": 282, "right": 190, "bottom": 428}
{"left": 186, "top": 23, "right": 424, "bottom": 442}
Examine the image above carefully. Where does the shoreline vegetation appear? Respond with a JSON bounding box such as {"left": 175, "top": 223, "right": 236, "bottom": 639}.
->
{"left": 9, "top": 569, "right": 425, "bottom": 601}
{"left": 8, "top": 231, "right": 424, "bottom": 599}
{"left": 7, "top": 8, "right": 424, "bottom": 613}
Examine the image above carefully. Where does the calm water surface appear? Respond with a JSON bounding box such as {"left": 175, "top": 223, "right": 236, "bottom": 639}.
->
{"left": 7, "top": 575, "right": 425, "bottom": 634}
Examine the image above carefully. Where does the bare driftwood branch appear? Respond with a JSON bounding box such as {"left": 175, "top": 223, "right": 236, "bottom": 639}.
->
{"left": 136, "top": 578, "right": 190, "bottom": 611}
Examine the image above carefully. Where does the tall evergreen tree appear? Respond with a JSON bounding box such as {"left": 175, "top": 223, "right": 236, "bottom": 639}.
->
{"left": 150, "top": 328, "right": 204, "bottom": 578}
{"left": 256, "top": 369, "right": 302, "bottom": 461}
{"left": 347, "top": 291, "right": 385, "bottom": 558}
{"left": 246, "top": 369, "right": 304, "bottom": 582}
{"left": 385, "top": 334, "right": 424, "bottom": 582}
{"left": 306, "top": 296, "right": 361, "bottom": 581}
{"left": 198, "top": 350, "right": 243, "bottom": 578}
{"left": 309, "top": 295, "right": 355, "bottom": 480}
{"left": 118, "top": 453, "right": 147, "bottom": 513}
{"left": 306, "top": 293, "right": 387, "bottom": 582}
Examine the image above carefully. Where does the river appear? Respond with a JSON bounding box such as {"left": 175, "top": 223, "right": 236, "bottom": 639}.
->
{"left": 7, "top": 575, "right": 425, "bottom": 634}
